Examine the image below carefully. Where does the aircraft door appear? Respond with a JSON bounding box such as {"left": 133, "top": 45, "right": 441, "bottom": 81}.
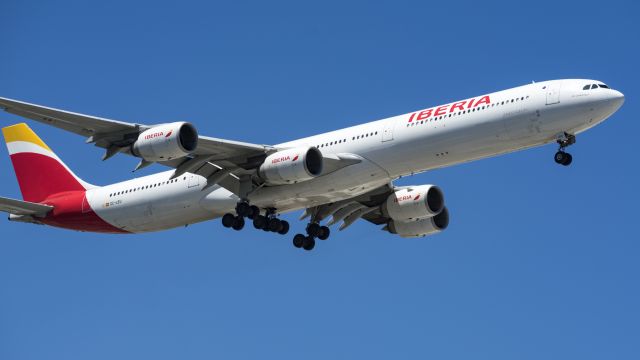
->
{"left": 382, "top": 119, "right": 394, "bottom": 142}
{"left": 545, "top": 83, "right": 561, "bottom": 105}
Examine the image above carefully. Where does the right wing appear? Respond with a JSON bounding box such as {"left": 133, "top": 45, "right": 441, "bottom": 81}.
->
{"left": 300, "top": 183, "right": 394, "bottom": 231}
{"left": 0, "top": 196, "right": 53, "bottom": 216}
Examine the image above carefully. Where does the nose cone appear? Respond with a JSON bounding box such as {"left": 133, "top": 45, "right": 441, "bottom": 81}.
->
{"left": 609, "top": 89, "right": 625, "bottom": 111}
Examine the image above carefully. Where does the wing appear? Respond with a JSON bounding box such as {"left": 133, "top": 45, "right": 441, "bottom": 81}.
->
{"left": 0, "top": 196, "right": 53, "bottom": 216}
{"left": 0, "top": 97, "right": 363, "bottom": 196}
{"left": 300, "top": 183, "right": 394, "bottom": 231}
{"left": 0, "top": 96, "right": 273, "bottom": 168}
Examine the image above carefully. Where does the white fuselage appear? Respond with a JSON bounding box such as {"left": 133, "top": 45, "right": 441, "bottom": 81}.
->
{"left": 87, "top": 79, "right": 624, "bottom": 233}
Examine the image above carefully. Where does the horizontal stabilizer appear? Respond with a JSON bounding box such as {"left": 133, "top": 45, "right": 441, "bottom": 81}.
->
{"left": 0, "top": 196, "right": 53, "bottom": 216}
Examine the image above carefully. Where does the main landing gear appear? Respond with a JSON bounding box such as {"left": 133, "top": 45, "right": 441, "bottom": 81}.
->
{"left": 292, "top": 222, "right": 330, "bottom": 251}
{"left": 554, "top": 132, "right": 576, "bottom": 167}
{"left": 221, "top": 201, "right": 290, "bottom": 235}
{"left": 222, "top": 201, "right": 333, "bottom": 252}
{"left": 252, "top": 208, "right": 290, "bottom": 235}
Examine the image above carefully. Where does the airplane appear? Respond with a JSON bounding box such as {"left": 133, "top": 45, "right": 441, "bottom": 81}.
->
{"left": 0, "top": 79, "right": 624, "bottom": 251}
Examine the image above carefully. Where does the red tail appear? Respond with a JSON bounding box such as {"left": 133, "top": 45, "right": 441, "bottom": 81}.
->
{"left": 2, "top": 123, "right": 90, "bottom": 203}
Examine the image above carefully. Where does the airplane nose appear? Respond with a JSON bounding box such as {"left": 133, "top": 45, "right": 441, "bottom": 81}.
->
{"left": 610, "top": 89, "right": 625, "bottom": 109}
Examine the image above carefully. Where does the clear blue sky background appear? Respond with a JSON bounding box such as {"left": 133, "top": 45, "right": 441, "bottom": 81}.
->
{"left": 1, "top": 1, "right": 638, "bottom": 359}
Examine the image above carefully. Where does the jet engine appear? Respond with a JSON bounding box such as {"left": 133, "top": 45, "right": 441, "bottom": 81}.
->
{"left": 258, "top": 147, "right": 323, "bottom": 185}
{"left": 387, "top": 207, "right": 450, "bottom": 238}
{"left": 131, "top": 122, "right": 198, "bottom": 162}
{"left": 381, "top": 185, "right": 445, "bottom": 221}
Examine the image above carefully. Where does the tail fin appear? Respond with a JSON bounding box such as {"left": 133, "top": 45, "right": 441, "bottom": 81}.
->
{"left": 2, "top": 123, "right": 94, "bottom": 203}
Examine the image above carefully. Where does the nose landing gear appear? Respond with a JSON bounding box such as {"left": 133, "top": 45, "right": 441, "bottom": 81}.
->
{"left": 554, "top": 132, "right": 576, "bottom": 166}
{"left": 554, "top": 151, "right": 573, "bottom": 166}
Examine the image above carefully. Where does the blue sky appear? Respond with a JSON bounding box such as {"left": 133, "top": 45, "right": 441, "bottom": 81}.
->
{"left": 1, "top": 1, "right": 638, "bottom": 359}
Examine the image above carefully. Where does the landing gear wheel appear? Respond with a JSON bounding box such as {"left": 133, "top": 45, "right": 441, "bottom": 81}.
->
{"left": 278, "top": 220, "right": 290, "bottom": 235}
{"left": 247, "top": 205, "right": 260, "bottom": 220}
{"left": 253, "top": 215, "right": 268, "bottom": 230}
{"left": 554, "top": 151, "right": 572, "bottom": 166}
{"left": 268, "top": 218, "right": 283, "bottom": 232}
{"left": 222, "top": 213, "right": 235, "bottom": 228}
{"left": 232, "top": 216, "right": 245, "bottom": 231}
{"left": 554, "top": 133, "right": 575, "bottom": 167}
{"left": 302, "top": 236, "right": 316, "bottom": 251}
{"left": 318, "top": 226, "right": 330, "bottom": 240}
{"left": 306, "top": 223, "right": 321, "bottom": 237}
{"left": 236, "top": 202, "right": 251, "bottom": 217}
{"left": 293, "top": 234, "right": 305, "bottom": 248}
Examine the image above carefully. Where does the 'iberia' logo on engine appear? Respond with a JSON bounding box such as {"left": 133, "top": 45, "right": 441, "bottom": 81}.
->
{"left": 394, "top": 194, "right": 416, "bottom": 203}
{"left": 292, "top": 155, "right": 299, "bottom": 162}
{"left": 165, "top": 130, "right": 173, "bottom": 137}
{"left": 407, "top": 95, "right": 491, "bottom": 122}
{"left": 145, "top": 132, "right": 164, "bottom": 140}
{"left": 272, "top": 155, "right": 291, "bottom": 164}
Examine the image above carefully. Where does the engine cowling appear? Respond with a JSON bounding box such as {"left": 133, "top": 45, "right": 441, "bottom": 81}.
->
{"left": 258, "top": 147, "right": 323, "bottom": 185}
{"left": 131, "top": 122, "right": 198, "bottom": 162}
{"left": 387, "top": 207, "right": 449, "bottom": 238}
{"left": 381, "top": 185, "right": 445, "bottom": 221}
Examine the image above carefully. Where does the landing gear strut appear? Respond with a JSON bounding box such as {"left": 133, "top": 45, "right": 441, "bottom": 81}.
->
{"left": 554, "top": 132, "right": 575, "bottom": 166}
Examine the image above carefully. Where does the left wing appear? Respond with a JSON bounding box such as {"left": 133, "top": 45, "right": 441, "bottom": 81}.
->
{"left": 0, "top": 97, "right": 363, "bottom": 196}
{"left": 0, "top": 96, "right": 274, "bottom": 168}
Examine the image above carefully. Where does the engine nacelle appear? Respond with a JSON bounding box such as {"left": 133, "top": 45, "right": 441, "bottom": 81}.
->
{"left": 387, "top": 207, "right": 449, "bottom": 238}
{"left": 381, "top": 185, "right": 445, "bottom": 221}
{"left": 258, "top": 147, "right": 323, "bottom": 185}
{"left": 131, "top": 122, "right": 198, "bottom": 162}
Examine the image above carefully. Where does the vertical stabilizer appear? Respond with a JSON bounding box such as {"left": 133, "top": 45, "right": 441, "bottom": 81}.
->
{"left": 2, "top": 123, "right": 93, "bottom": 203}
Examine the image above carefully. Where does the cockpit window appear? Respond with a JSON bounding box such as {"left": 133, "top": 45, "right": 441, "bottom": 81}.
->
{"left": 598, "top": 84, "right": 609, "bottom": 89}
{"left": 591, "top": 84, "right": 598, "bottom": 89}
{"left": 583, "top": 85, "right": 590, "bottom": 90}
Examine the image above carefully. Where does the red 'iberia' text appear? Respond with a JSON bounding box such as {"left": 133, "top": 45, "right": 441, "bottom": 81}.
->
{"left": 408, "top": 96, "right": 491, "bottom": 122}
